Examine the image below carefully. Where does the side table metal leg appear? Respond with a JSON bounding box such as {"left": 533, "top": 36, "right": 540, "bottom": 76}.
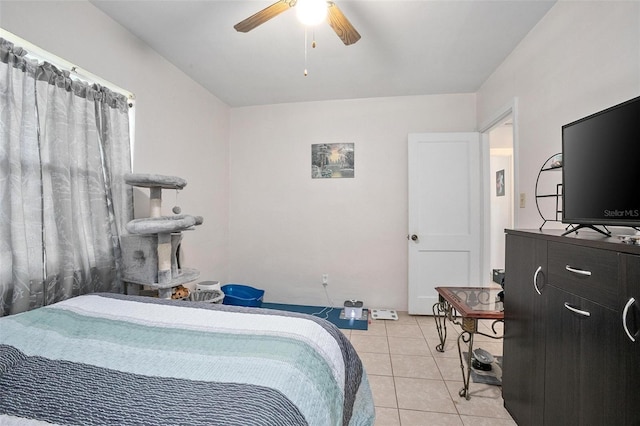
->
{"left": 457, "top": 330, "right": 474, "bottom": 400}
{"left": 432, "top": 301, "right": 449, "bottom": 352}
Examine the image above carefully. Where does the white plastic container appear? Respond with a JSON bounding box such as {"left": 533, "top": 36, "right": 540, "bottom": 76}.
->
{"left": 196, "top": 280, "right": 221, "bottom": 292}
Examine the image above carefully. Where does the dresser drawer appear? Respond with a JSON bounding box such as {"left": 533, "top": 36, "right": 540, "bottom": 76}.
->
{"left": 547, "top": 241, "right": 619, "bottom": 310}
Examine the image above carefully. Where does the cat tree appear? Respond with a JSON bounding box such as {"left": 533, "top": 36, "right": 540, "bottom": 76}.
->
{"left": 120, "top": 173, "right": 203, "bottom": 299}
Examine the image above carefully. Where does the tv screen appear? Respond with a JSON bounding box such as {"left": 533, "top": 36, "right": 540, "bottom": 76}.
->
{"left": 562, "top": 96, "right": 640, "bottom": 228}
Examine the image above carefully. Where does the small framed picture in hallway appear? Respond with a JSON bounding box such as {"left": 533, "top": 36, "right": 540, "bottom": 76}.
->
{"left": 496, "top": 169, "right": 505, "bottom": 196}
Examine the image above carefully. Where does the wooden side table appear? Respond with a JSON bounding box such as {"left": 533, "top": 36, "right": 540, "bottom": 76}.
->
{"left": 433, "top": 286, "right": 504, "bottom": 400}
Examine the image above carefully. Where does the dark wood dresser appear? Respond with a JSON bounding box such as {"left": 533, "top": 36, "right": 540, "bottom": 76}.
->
{"left": 503, "top": 229, "right": 640, "bottom": 426}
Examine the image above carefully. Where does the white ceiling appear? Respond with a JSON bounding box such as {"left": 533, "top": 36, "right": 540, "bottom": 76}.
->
{"left": 90, "top": 0, "right": 555, "bottom": 107}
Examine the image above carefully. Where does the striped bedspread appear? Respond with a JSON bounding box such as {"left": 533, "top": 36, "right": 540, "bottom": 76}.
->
{"left": 0, "top": 293, "right": 375, "bottom": 425}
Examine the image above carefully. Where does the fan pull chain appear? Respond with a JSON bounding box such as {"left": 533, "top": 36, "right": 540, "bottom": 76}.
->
{"left": 304, "top": 27, "right": 308, "bottom": 76}
{"left": 303, "top": 28, "right": 318, "bottom": 77}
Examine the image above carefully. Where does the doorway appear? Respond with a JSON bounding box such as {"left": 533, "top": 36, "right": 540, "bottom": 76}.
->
{"left": 488, "top": 117, "right": 514, "bottom": 272}
{"left": 480, "top": 99, "right": 518, "bottom": 282}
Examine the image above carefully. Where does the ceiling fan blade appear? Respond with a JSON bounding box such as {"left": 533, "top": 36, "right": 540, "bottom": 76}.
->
{"left": 327, "top": 1, "right": 361, "bottom": 46}
{"left": 234, "top": 0, "right": 293, "bottom": 33}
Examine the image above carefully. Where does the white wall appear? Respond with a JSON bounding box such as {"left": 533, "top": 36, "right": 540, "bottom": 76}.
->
{"left": 478, "top": 0, "right": 640, "bottom": 230}
{"left": 229, "top": 95, "right": 476, "bottom": 310}
{"left": 0, "top": 1, "right": 231, "bottom": 286}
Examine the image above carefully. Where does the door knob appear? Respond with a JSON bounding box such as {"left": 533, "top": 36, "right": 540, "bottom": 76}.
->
{"left": 410, "top": 234, "right": 418, "bottom": 241}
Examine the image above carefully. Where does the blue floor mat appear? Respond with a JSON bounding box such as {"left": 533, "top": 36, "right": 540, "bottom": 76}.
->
{"left": 261, "top": 302, "right": 368, "bottom": 330}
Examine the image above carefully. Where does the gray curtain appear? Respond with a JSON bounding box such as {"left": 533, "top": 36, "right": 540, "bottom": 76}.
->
{"left": 0, "top": 38, "right": 133, "bottom": 316}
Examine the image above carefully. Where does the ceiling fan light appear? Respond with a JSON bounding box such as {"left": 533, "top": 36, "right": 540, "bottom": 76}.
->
{"left": 296, "top": 0, "right": 328, "bottom": 26}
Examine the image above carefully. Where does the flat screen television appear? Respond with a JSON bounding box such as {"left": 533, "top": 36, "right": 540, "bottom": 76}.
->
{"left": 561, "top": 95, "right": 640, "bottom": 234}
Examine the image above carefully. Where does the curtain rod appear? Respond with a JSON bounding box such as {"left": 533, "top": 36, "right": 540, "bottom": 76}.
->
{"left": 0, "top": 27, "right": 136, "bottom": 101}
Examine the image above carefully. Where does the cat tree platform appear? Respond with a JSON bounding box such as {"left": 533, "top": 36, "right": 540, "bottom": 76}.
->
{"left": 124, "top": 268, "right": 200, "bottom": 299}
{"left": 121, "top": 173, "right": 203, "bottom": 299}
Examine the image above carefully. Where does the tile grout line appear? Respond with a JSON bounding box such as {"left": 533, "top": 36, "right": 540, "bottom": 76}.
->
{"left": 384, "top": 321, "right": 403, "bottom": 420}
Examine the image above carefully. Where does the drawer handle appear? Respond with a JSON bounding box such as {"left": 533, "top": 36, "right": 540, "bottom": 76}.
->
{"left": 622, "top": 297, "right": 636, "bottom": 342}
{"left": 565, "top": 265, "right": 592, "bottom": 277}
{"left": 533, "top": 266, "right": 542, "bottom": 295}
{"left": 564, "top": 302, "right": 591, "bottom": 317}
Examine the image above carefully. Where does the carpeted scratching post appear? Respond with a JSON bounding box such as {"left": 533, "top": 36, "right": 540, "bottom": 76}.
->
{"left": 120, "top": 173, "right": 203, "bottom": 298}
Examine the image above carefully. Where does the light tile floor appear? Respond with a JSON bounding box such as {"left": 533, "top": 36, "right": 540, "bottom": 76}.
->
{"left": 342, "top": 312, "right": 516, "bottom": 426}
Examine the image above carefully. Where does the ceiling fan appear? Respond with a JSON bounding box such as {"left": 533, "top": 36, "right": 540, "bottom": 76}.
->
{"left": 234, "top": 0, "right": 361, "bottom": 46}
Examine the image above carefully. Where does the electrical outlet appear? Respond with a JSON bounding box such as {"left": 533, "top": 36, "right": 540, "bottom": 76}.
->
{"left": 322, "top": 274, "right": 328, "bottom": 286}
{"left": 519, "top": 192, "right": 526, "bottom": 208}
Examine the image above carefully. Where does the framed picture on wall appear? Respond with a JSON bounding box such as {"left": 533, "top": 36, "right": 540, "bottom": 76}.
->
{"left": 311, "top": 143, "right": 354, "bottom": 179}
{"left": 496, "top": 169, "right": 505, "bottom": 196}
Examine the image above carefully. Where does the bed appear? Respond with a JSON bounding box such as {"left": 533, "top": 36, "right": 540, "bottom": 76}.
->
{"left": 0, "top": 293, "right": 375, "bottom": 425}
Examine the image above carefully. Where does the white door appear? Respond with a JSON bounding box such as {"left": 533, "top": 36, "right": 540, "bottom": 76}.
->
{"left": 408, "top": 132, "right": 484, "bottom": 314}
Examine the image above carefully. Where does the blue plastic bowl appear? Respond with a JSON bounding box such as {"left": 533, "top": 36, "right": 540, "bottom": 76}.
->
{"left": 221, "top": 284, "right": 265, "bottom": 307}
